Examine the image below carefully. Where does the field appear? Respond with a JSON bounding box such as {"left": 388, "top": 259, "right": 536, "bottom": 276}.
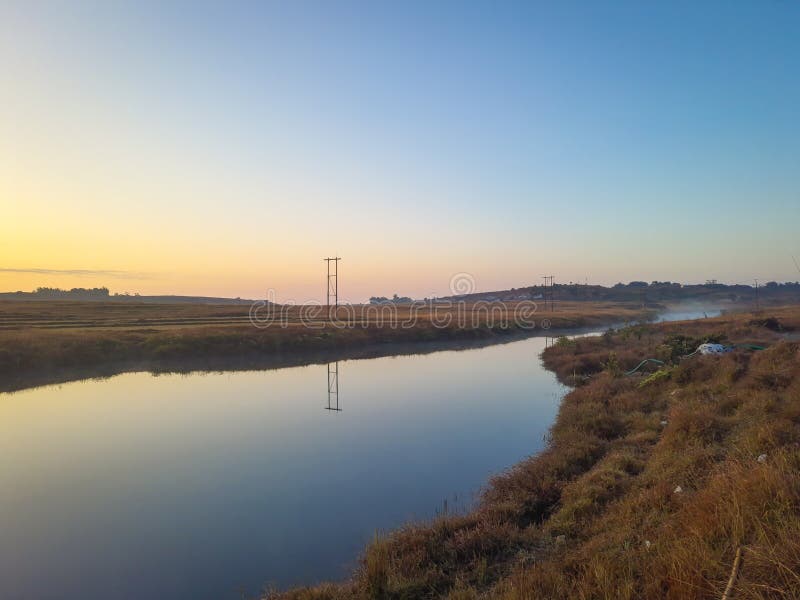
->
{"left": 266, "top": 305, "right": 800, "bottom": 600}
{"left": 0, "top": 299, "right": 652, "bottom": 391}
{"left": 0, "top": 299, "right": 653, "bottom": 330}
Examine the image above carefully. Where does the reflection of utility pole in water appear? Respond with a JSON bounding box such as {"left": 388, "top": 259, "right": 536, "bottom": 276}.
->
{"left": 326, "top": 362, "right": 341, "bottom": 412}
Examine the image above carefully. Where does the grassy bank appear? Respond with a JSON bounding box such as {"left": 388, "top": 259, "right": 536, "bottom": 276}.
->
{"left": 0, "top": 300, "right": 650, "bottom": 391}
{"left": 267, "top": 305, "right": 800, "bottom": 599}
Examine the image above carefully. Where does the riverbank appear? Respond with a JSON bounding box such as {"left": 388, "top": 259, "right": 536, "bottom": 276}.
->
{"left": 267, "top": 305, "right": 800, "bottom": 599}
{"left": 0, "top": 300, "right": 652, "bottom": 392}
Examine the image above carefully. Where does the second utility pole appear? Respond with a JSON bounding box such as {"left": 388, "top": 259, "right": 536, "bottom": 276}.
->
{"left": 542, "top": 275, "right": 555, "bottom": 312}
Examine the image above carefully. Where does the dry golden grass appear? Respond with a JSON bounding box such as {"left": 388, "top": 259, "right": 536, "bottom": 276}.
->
{"left": 0, "top": 299, "right": 647, "bottom": 330}
{"left": 265, "top": 306, "right": 800, "bottom": 600}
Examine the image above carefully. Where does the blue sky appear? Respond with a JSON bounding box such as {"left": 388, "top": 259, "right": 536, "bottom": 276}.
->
{"left": 2, "top": 1, "right": 799, "bottom": 300}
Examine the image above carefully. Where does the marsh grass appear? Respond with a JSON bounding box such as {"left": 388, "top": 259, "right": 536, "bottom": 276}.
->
{"left": 0, "top": 300, "right": 651, "bottom": 389}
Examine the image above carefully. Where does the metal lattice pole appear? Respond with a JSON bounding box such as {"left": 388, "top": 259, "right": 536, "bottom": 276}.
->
{"left": 324, "top": 257, "right": 341, "bottom": 307}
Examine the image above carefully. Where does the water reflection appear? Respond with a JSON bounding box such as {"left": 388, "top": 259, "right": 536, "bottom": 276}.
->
{"left": 0, "top": 335, "right": 565, "bottom": 599}
{"left": 326, "top": 362, "right": 341, "bottom": 412}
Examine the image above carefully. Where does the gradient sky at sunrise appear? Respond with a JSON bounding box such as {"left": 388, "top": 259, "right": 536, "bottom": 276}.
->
{"left": 2, "top": 1, "right": 799, "bottom": 302}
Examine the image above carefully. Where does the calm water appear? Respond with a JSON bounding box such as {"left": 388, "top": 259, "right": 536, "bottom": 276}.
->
{"left": 0, "top": 335, "right": 566, "bottom": 600}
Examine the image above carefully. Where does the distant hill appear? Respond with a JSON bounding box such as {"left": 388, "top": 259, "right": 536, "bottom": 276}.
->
{"left": 438, "top": 280, "right": 800, "bottom": 306}
{"left": 0, "top": 287, "right": 254, "bottom": 305}
{"left": 5, "top": 281, "right": 800, "bottom": 307}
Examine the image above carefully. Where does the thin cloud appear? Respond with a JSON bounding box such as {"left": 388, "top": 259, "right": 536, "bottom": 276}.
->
{"left": 0, "top": 268, "right": 155, "bottom": 279}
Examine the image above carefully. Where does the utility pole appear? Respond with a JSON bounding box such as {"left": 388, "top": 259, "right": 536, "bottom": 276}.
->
{"left": 542, "top": 275, "right": 555, "bottom": 312}
{"left": 324, "top": 257, "right": 341, "bottom": 307}
{"left": 754, "top": 278, "right": 760, "bottom": 312}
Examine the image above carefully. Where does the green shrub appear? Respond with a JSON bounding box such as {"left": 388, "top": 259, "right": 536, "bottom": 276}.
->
{"left": 638, "top": 368, "right": 671, "bottom": 388}
{"left": 603, "top": 352, "right": 622, "bottom": 377}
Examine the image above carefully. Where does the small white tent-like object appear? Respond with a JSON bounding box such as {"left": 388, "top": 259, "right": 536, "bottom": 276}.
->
{"left": 697, "top": 343, "right": 733, "bottom": 355}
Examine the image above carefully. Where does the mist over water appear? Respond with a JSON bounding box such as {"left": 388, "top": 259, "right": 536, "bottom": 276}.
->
{"left": 655, "top": 305, "right": 723, "bottom": 322}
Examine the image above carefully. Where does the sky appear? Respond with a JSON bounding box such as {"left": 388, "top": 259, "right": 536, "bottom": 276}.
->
{"left": 2, "top": 1, "right": 799, "bottom": 302}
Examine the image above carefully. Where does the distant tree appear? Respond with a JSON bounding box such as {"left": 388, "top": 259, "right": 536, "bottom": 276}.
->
{"left": 31, "top": 286, "right": 109, "bottom": 299}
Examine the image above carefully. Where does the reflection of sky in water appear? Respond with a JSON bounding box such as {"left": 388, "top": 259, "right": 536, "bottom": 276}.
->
{"left": 0, "top": 335, "right": 565, "bottom": 599}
